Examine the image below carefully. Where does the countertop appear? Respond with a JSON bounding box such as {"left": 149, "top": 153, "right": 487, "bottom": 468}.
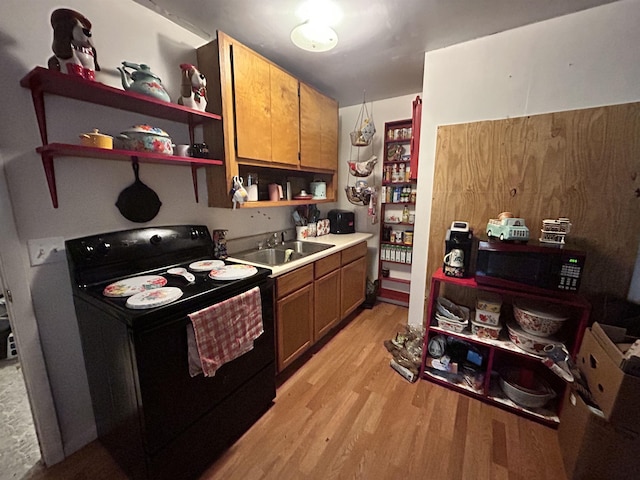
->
{"left": 228, "top": 232, "right": 373, "bottom": 277}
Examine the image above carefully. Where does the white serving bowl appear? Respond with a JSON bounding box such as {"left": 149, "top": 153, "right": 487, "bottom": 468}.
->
{"left": 436, "top": 297, "right": 468, "bottom": 322}
{"left": 506, "top": 321, "right": 563, "bottom": 356}
{"left": 513, "top": 299, "right": 569, "bottom": 337}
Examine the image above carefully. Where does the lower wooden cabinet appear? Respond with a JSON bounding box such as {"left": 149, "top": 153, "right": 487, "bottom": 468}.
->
{"left": 340, "top": 256, "right": 367, "bottom": 319}
{"left": 314, "top": 269, "right": 341, "bottom": 339}
{"left": 276, "top": 284, "right": 314, "bottom": 370}
{"left": 275, "top": 242, "right": 368, "bottom": 372}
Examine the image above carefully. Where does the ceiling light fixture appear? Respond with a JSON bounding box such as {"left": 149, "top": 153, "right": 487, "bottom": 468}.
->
{"left": 291, "top": 20, "right": 338, "bottom": 52}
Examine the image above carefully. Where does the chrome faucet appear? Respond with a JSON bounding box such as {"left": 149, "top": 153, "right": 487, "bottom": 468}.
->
{"left": 266, "top": 232, "right": 280, "bottom": 248}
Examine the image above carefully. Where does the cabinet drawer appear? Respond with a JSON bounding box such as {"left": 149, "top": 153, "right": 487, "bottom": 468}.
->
{"left": 314, "top": 252, "right": 341, "bottom": 279}
{"left": 341, "top": 242, "right": 367, "bottom": 265}
{"left": 277, "top": 264, "right": 314, "bottom": 299}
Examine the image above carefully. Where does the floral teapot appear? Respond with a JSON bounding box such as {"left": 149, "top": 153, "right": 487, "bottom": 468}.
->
{"left": 117, "top": 61, "right": 171, "bottom": 102}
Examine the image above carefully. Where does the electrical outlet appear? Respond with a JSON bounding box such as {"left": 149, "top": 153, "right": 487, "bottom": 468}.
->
{"left": 27, "top": 237, "right": 66, "bottom": 266}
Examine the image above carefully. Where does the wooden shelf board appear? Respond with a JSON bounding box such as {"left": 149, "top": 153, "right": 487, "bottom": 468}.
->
{"left": 378, "top": 288, "right": 409, "bottom": 304}
{"left": 37, "top": 143, "right": 224, "bottom": 166}
{"left": 21, "top": 67, "right": 221, "bottom": 125}
{"left": 429, "top": 325, "right": 544, "bottom": 361}
{"left": 239, "top": 198, "right": 335, "bottom": 208}
{"left": 422, "top": 370, "right": 559, "bottom": 426}
{"left": 380, "top": 259, "right": 412, "bottom": 266}
{"left": 381, "top": 276, "right": 411, "bottom": 285}
{"left": 432, "top": 268, "right": 591, "bottom": 307}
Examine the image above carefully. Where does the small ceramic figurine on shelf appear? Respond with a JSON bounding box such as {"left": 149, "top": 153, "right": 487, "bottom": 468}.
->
{"left": 47, "top": 8, "right": 99, "bottom": 80}
{"left": 177, "top": 63, "right": 208, "bottom": 111}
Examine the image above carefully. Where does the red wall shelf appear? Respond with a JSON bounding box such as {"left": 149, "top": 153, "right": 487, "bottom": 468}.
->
{"left": 20, "top": 67, "right": 223, "bottom": 207}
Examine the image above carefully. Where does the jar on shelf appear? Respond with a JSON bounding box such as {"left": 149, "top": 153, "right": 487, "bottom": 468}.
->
{"left": 404, "top": 231, "right": 413, "bottom": 245}
{"left": 402, "top": 205, "right": 410, "bottom": 223}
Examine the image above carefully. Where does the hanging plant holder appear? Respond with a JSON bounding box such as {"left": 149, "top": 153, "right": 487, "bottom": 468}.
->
{"left": 350, "top": 93, "right": 376, "bottom": 146}
{"left": 345, "top": 185, "right": 373, "bottom": 206}
{"left": 347, "top": 154, "right": 378, "bottom": 177}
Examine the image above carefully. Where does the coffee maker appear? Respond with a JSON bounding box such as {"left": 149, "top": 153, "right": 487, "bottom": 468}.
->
{"left": 444, "top": 221, "right": 473, "bottom": 278}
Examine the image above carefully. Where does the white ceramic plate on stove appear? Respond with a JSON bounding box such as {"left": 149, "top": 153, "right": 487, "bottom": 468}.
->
{"left": 103, "top": 275, "right": 167, "bottom": 297}
{"left": 125, "top": 287, "right": 183, "bottom": 309}
{"left": 209, "top": 264, "right": 258, "bottom": 281}
{"left": 189, "top": 260, "right": 225, "bottom": 272}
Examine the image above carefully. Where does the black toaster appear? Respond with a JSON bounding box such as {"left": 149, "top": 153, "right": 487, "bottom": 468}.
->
{"left": 328, "top": 209, "right": 355, "bottom": 234}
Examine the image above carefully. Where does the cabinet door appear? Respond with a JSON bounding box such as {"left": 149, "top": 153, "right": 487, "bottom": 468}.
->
{"left": 300, "top": 83, "right": 338, "bottom": 171}
{"left": 276, "top": 284, "right": 314, "bottom": 371}
{"left": 270, "top": 65, "right": 300, "bottom": 166}
{"left": 314, "top": 269, "right": 341, "bottom": 340}
{"left": 340, "top": 256, "right": 367, "bottom": 319}
{"left": 232, "top": 42, "right": 272, "bottom": 162}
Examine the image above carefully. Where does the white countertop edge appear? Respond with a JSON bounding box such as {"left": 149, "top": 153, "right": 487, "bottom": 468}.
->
{"left": 228, "top": 232, "right": 373, "bottom": 277}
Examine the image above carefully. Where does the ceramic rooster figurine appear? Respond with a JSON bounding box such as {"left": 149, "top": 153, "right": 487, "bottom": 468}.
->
{"left": 47, "top": 8, "right": 99, "bottom": 80}
{"left": 177, "top": 63, "right": 207, "bottom": 111}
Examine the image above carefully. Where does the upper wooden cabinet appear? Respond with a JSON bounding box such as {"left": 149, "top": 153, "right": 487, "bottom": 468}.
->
{"left": 232, "top": 42, "right": 299, "bottom": 166}
{"left": 197, "top": 31, "right": 338, "bottom": 208}
{"left": 300, "top": 83, "right": 338, "bottom": 171}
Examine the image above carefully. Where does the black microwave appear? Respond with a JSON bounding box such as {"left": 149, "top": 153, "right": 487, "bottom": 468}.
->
{"left": 475, "top": 240, "right": 585, "bottom": 294}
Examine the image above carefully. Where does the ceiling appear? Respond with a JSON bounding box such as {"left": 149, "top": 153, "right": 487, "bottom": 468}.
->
{"left": 134, "top": 0, "right": 617, "bottom": 107}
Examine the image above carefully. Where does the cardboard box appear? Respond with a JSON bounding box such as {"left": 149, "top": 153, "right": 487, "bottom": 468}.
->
{"left": 559, "top": 389, "right": 640, "bottom": 480}
{"left": 576, "top": 324, "right": 640, "bottom": 431}
{"left": 591, "top": 323, "right": 640, "bottom": 377}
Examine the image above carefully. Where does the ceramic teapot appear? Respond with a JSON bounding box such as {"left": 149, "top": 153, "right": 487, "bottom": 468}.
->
{"left": 117, "top": 62, "right": 171, "bottom": 102}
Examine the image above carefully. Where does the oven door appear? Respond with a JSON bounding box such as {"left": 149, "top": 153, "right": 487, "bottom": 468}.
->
{"left": 133, "top": 278, "right": 275, "bottom": 455}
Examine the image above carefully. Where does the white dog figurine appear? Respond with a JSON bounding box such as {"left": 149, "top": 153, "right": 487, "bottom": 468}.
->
{"left": 178, "top": 63, "right": 207, "bottom": 111}
{"left": 48, "top": 8, "right": 99, "bottom": 80}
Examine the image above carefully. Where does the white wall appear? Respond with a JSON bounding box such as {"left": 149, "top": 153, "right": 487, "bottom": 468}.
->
{"left": 0, "top": 0, "right": 291, "bottom": 460}
{"left": 408, "top": 0, "right": 640, "bottom": 325}
{"left": 338, "top": 94, "right": 421, "bottom": 281}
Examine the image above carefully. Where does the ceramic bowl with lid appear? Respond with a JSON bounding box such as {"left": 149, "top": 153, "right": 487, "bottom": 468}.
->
{"left": 513, "top": 299, "right": 569, "bottom": 337}
{"left": 79, "top": 128, "right": 113, "bottom": 149}
{"left": 116, "top": 124, "right": 173, "bottom": 155}
{"left": 471, "top": 319, "right": 502, "bottom": 339}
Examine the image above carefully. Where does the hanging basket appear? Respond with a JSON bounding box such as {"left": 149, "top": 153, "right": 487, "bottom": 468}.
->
{"left": 345, "top": 186, "right": 371, "bottom": 206}
{"left": 347, "top": 155, "right": 378, "bottom": 177}
{"left": 350, "top": 94, "right": 376, "bottom": 146}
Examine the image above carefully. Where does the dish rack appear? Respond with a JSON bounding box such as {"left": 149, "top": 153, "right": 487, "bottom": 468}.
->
{"left": 539, "top": 217, "right": 572, "bottom": 245}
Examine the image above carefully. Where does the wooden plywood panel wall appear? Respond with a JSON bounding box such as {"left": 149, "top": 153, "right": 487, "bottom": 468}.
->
{"left": 427, "top": 102, "right": 640, "bottom": 302}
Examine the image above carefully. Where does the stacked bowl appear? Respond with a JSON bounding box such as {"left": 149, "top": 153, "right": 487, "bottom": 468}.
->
{"left": 507, "top": 299, "right": 568, "bottom": 355}
{"left": 435, "top": 297, "right": 469, "bottom": 333}
{"left": 471, "top": 292, "right": 503, "bottom": 340}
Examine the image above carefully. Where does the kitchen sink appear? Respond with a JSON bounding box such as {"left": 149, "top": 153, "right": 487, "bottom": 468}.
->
{"left": 232, "top": 241, "right": 335, "bottom": 266}
{"left": 233, "top": 248, "right": 304, "bottom": 266}
{"left": 278, "top": 241, "right": 335, "bottom": 255}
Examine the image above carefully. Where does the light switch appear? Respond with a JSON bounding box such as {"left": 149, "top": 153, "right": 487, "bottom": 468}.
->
{"left": 27, "top": 237, "right": 66, "bottom": 266}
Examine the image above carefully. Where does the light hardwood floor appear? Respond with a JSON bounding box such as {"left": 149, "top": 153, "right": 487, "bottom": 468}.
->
{"left": 23, "top": 302, "right": 568, "bottom": 480}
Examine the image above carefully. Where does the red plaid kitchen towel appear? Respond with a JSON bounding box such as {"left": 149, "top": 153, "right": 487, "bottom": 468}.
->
{"left": 188, "top": 286, "right": 263, "bottom": 377}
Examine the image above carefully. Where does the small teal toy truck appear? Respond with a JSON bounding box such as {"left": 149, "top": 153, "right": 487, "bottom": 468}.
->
{"left": 486, "top": 217, "right": 529, "bottom": 241}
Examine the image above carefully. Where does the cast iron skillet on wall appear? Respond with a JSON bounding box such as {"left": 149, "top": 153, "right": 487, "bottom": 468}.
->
{"left": 116, "top": 160, "right": 162, "bottom": 222}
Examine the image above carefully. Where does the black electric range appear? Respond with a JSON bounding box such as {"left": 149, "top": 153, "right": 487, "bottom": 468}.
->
{"left": 66, "top": 225, "right": 276, "bottom": 480}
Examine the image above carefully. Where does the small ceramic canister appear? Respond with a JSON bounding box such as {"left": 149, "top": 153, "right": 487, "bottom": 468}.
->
{"left": 296, "top": 225, "right": 308, "bottom": 240}
{"left": 174, "top": 144, "right": 190, "bottom": 156}
{"left": 307, "top": 222, "right": 317, "bottom": 237}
